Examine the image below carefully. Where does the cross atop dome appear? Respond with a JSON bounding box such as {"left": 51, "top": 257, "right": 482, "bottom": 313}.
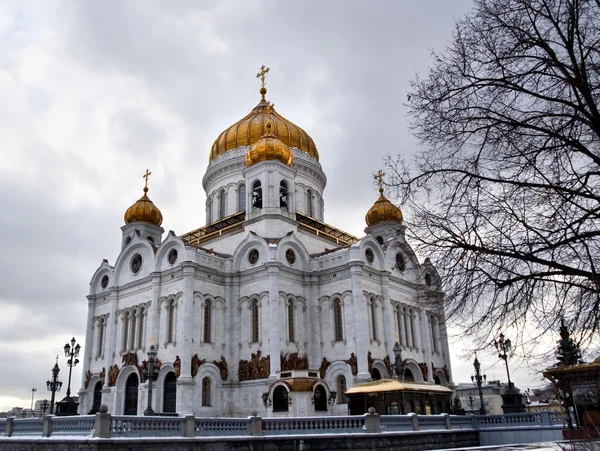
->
{"left": 375, "top": 169, "right": 385, "bottom": 195}
{"left": 256, "top": 65, "right": 270, "bottom": 101}
{"left": 143, "top": 169, "right": 151, "bottom": 193}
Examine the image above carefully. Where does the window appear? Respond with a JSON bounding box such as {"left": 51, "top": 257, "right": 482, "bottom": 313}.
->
{"left": 306, "top": 190, "right": 313, "bottom": 216}
{"left": 430, "top": 315, "right": 439, "bottom": 354}
{"left": 313, "top": 385, "right": 327, "bottom": 411}
{"left": 130, "top": 310, "right": 137, "bottom": 350}
{"left": 137, "top": 308, "right": 144, "bottom": 349}
{"left": 203, "top": 300, "right": 212, "bottom": 343}
{"left": 273, "top": 385, "right": 289, "bottom": 412}
{"left": 410, "top": 310, "right": 417, "bottom": 347}
{"left": 370, "top": 299, "right": 378, "bottom": 341}
{"left": 97, "top": 317, "right": 105, "bottom": 357}
{"left": 252, "top": 181, "right": 262, "bottom": 209}
{"left": 92, "top": 381, "right": 102, "bottom": 413}
{"left": 202, "top": 377, "right": 211, "bottom": 406}
{"left": 163, "top": 372, "right": 177, "bottom": 413}
{"left": 396, "top": 306, "right": 404, "bottom": 346}
{"left": 337, "top": 376, "right": 348, "bottom": 403}
{"left": 238, "top": 184, "right": 246, "bottom": 212}
{"left": 251, "top": 299, "right": 259, "bottom": 343}
{"left": 167, "top": 299, "right": 175, "bottom": 344}
{"left": 219, "top": 189, "right": 226, "bottom": 220}
{"left": 287, "top": 299, "right": 295, "bottom": 342}
{"left": 333, "top": 298, "right": 343, "bottom": 342}
{"left": 122, "top": 311, "right": 129, "bottom": 351}
{"left": 280, "top": 180, "right": 289, "bottom": 210}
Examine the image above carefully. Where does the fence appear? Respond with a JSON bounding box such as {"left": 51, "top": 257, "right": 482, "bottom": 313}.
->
{"left": 0, "top": 410, "right": 563, "bottom": 439}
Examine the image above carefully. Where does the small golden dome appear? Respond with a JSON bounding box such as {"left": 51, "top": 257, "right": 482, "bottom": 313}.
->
{"left": 124, "top": 178, "right": 163, "bottom": 226}
{"left": 365, "top": 187, "right": 403, "bottom": 226}
{"left": 245, "top": 122, "right": 294, "bottom": 167}
{"left": 210, "top": 87, "right": 318, "bottom": 162}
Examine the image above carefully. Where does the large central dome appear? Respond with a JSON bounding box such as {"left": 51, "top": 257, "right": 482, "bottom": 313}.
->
{"left": 209, "top": 89, "right": 319, "bottom": 162}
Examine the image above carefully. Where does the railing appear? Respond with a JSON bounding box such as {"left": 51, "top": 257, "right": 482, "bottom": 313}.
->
{"left": 0, "top": 411, "right": 564, "bottom": 439}
{"left": 195, "top": 418, "right": 249, "bottom": 436}
{"left": 111, "top": 416, "right": 185, "bottom": 437}
{"left": 263, "top": 416, "right": 365, "bottom": 435}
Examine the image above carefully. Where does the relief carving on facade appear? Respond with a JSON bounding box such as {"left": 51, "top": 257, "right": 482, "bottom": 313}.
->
{"left": 122, "top": 352, "right": 138, "bottom": 366}
{"left": 318, "top": 357, "right": 331, "bottom": 379}
{"left": 238, "top": 351, "right": 270, "bottom": 381}
{"left": 85, "top": 370, "right": 93, "bottom": 388}
{"left": 280, "top": 352, "right": 308, "bottom": 371}
{"left": 345, "top": 353, "right": 358, "bottom": 375}
{"left": 383, "top": 355, "right": 392, "bottom": 376}
{"left": 367, "top": 351, "right": 374, "bottom": 373}
{"left": 107, "top": 364, "right": 120, "bottom": 386}
{"left": 213, "top": 355, "right": 228, "bottom": 380}
{"left": 191, "top": 354, "right": 206, "bottom": 378}
{"left": 138, "top": 358, "right": 162, "bottom": 383}
{"left": 174, "top": 355, "right": 181, "bottom": 378}
{"left": 100, "top": 367, "right": 106, "bottom": 386}
{"left": 418, "top": 362, "right": 428, "bottom": 381}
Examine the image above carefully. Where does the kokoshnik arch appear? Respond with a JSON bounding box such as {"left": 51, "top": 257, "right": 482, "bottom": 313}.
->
{"left": 79, "top": 68, "right": 453, "bottom": 417}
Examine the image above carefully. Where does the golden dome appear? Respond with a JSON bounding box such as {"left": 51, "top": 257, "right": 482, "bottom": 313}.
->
{"left": 210, "top": 88, "right": 318, "bottom": 162}
{"left": 365, "top": 187, "right": 403, "bottom": 226}
{"left": 124, "top": 186, "right": 163, "bottom": 226}
{"left": 245, "top": 121, "right": 294, "bottom": 167}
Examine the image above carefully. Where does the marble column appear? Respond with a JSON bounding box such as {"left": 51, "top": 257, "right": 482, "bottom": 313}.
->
{"left": 349, "top": 262, "right": 370, "bottom": 381}
{"left": 177, "top": 263, "right": 195, "bottom": 414}
{"left": 380, "top": 274, "right": 394, "bottom": 365}
{"left": 419, "top": 308, "right": 433, "bottom": 382}
{"left": 267, "top": 262, "right": 281, "bottom": 377}
{"left": 306, "top": 273, "right": 321, "bottom": 369}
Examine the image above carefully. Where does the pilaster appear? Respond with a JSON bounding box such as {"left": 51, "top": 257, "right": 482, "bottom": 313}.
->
{"left": 267, "top": 262, "right": 281, "bottom": 377}
{"left": 349, "top": 261, "right": 369, "bottom": 381}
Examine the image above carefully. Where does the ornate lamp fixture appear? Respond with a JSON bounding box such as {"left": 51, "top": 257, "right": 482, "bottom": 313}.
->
{"left": 471, "top": 356, "right": 487, "bottom": 415}
{"left": 144, "top": 344, "right": 158, "bottom": 416}
{"left": 328, "top": 391, "right": 337, "bottom": 407}
{"left": 494, "top": 333, "right": 513, "bottom": 388}
{"left": 46, "top": 357, "right": 62, "bottom": 414}
{"left": 261, "top": 392, "right": 272, "bottom": 409}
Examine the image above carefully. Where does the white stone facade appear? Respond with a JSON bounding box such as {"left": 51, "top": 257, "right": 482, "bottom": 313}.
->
{"left": 78, "top": 108, "right": 453, "bottom": 418}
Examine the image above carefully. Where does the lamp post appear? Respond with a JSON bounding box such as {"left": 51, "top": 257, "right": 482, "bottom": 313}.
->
{"left": 144, "top": 344, "right": 158, "bottom": 416}
{"left": 41, "top": 399, "right": 49, "bottom": 417}
{"left": 471, "top": 356, "right": 487, "bottom": 415}
{"left": 63, "top": 337, "right": 81, "bottom": 398}
{"left": 261, "top": 392, "right": 272, "bottom": 409}
{"left": 468, "top": 393, "right": 475, "bottom": 410}
{"left": 46, "top": 357, "right": 62, "bottom": 414}
{"left": 393, "top": 341, "right": 405, "bottom": 381}
{"left": 494, "top": 333, "right": 513, "bottom": 388}
{"left": 31, "top": 388, "right": 37, "bottom": 411}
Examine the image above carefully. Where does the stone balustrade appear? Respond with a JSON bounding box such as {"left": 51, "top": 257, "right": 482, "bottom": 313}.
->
{"left": 0, "top": 410, "right": 564, "bottom": 439}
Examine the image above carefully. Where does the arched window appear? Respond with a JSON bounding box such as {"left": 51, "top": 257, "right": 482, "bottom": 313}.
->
{"left": 167, "top": 299, "right": 175, "bottom": 344}
{"left": 333, "top": 298, "right": 343, "bottom": 342}
{"left": 337, "top": 376, "right": 348, "bottom": 403}
{"left": 203, "top": 299, "right": 212, "bottom": 344}
{"left": 313, "top": 385, "right": 327, "bottom": 411}
{"left": 287, "top": 299, "right": 295, "bottom": 342}
{"left": 252, "top": 181, "right": 262, "bottom": 210}
{"left": 370, "top": 299, "right": 378, "bottom": 341}
{"left": 219, "top": 189, "right": 226, "bottom": 219}
{"left": 122, "top": 311, "right": 130, "bottom": 351}
{"left": 97, "top": 317, "right": 105, "bottom": 358}
{"left": 92, "top": 381, "right": 102, "bottom": 413}
{"left": 251, "top": 299, "right": 259, "bottom": 343}
{"left": 137, "top": 308, "right": 144, "bottom": 349}
{"left": 430, "top": 315, "right": 439, "bottom": 354}
{"left": 280, "top": 180, "right": 289, "bottom": 210}
{"left": 206, "top": 198, "right": 212, "bottom": 224}
{"left": 371, "top": 368, "right": 382, "bottom": 380}
{"left": 130, "top": 310, "right": 137, "bottom": 350}
{"left": 124, "top": 373, "right": 139, "bottom": 415}
{"left": 396, "top": 306, "right": 404, "bottom": 346}
{"left": 410, "top": 310, "right": 417, "bottom": 348}
{"left": 404, "top": 368, "right": 415, "bottom": 381}
{"left": 238, "top": 184, "right": 246, "bottom": 212}
{"left": 273, "top": 385, "right": 289, "bottom": 412}
{"left": 306, "top": 189, "right": 313, "bottom": 217}
{"left": 202, "top": 377, "right": 211, "bottom": 406}
{"left": 163, "top": 372, "right": 177, "bottom": 413}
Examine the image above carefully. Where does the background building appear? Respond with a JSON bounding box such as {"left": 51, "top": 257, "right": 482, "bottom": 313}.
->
{"left": 77, "top": 77, "right": 453, "bottom": 417}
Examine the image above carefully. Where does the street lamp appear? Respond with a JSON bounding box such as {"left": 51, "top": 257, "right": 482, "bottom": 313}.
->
{"left": 468, "top": 393, "right": 475, "bottom": 410}
{"left": 31, "top": 388, "right": 37, "bottom": 411}
{"left": 63, "top": 337, "right": 81, "bottom": 398}
{"left": 46, "top": 356, "right": 62, "bottom": 414}
{"left": 494, "top": 333, "right": 513, "bottom": 388}
{"left": 471, "top": 356, "right": 487, "bottom": 415}
{"left": 261, "top": 392, "right": 272, "bottom": 409}
{"left": 41, "top": 399, "right": 49, "bottom": 417}
{"left": 393, "top": 341, "right": 405, "bottom": 381}
{"left": 144, "top": 344, "right": 158, "bottom": 416}
{"left": 328, "top": 391, "right": 337, "bottom": 407}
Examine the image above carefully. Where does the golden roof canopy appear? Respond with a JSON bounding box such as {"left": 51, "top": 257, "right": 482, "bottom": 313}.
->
{"left": 209, "top": 87, "right": 318, "bottom": 162}
{"left": 124, "top": 170, "right": 163, "bottom": 226}
{"left": 365, "top": 171, "right": 403, "bottom": 226}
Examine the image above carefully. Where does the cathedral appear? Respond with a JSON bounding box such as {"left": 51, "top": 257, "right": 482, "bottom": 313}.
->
{"left": 78, "top": 68, "right": 453, "bottom": 417}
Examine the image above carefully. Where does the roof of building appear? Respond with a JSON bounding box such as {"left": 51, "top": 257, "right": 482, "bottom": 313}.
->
{"left": 345, "top": 378, "right": 453, "bottom": 395}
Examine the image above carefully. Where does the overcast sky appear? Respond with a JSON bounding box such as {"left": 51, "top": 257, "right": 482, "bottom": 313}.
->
{"left": 0, "top": 0, "right": 551, "bottom": 412}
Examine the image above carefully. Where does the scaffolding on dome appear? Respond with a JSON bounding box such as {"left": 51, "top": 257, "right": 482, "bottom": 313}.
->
{"left": 296, "top": 212, "right": 358, "bottom": 247}
{"left": 179, "top": 211, "right": 245, "bottom": 246}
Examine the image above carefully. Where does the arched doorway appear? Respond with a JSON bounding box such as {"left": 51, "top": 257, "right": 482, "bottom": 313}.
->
{"left": 404, "top": 368, "right": 415, "bottom": 381}
{"left": 124, "top": 373, "right": 139, "bottom": 415}
{"left": 273, "top": 385, "right": 289, "bottom": 412}
{"left": 313, "top": 385, "right": 327, "bottom": 411}
{"left": 371, "top": 368, "right": 382, "bottom": 380}
{"left": 163, "top": 372, "right": 177, "bottom": 413}
{"left": 91, "top": 381, "right": 102, "bottom": 414}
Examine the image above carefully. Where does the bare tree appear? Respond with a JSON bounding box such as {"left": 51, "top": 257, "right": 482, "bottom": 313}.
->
{"left": 385, "top": 0, "right": 600, "bottom": 348}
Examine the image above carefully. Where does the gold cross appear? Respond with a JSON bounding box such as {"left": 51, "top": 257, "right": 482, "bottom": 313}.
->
{"left": 143, "top": 169, "right": 151, "bottom": 189}
{"left": 265, "top": 101, "right": 275, "bottom": 127}
{"left": 394, "top": 332, "right": 399, "bottom": 342}
{"left": 256, "top": 65, "right": 270, "bottom": 88}
{"left": 55, "top": 355, "right": 59, "bottom": 364}
{"left": 375, "top": 170, "right": 384, "bottom": 189}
